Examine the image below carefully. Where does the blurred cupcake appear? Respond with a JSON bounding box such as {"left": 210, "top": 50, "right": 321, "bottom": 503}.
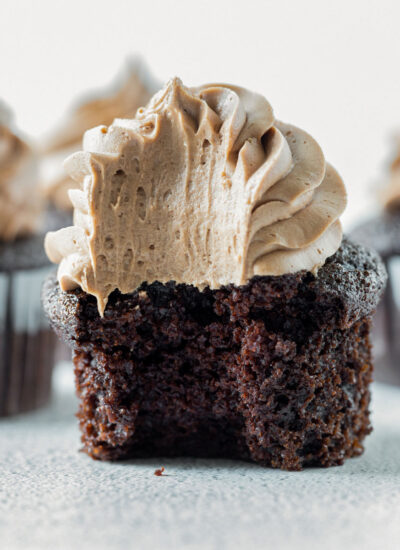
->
{"left": 352, "top": 137, "right": 400, "bottom": 385}
{"left": 0, "top": 101, "right": 56, "bottom": 416}
{"left": 40, "top": 58, "right": 159, "bottom": 225}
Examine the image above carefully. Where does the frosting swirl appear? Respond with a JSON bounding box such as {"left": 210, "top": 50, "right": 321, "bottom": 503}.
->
{"left": 45, "top": 78, "right": 347, "bottom": 315}
{"left": 0, "top": 102, "right": 42, "bottom": 241}
{"left": 40, "top": 59, "right": 159, "bottom": 210}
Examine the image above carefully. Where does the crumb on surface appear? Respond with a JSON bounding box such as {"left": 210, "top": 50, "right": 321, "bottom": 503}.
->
{"left": 154, "top": 467, "right": 165, "bottom": 476}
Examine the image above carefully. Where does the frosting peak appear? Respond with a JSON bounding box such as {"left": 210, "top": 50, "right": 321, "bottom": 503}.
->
{"left": 45, "top": 78, "right": 347, "bottom": 314}
{"left": 0, "top": 102, "right": 42, "bottom": 241}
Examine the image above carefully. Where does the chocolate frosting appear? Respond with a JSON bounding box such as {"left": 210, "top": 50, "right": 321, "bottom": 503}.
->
{"left": 45, "top": 78, "right": 347, "bottom": 315}
{"left": 0, "top": 102, "right": 42, "bottom": 241}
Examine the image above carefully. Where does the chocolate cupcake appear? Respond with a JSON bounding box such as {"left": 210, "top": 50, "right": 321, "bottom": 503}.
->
{"left": 40, "top": 58, "right": 159, "bottom": 227}
{"left": 0, "top": 102, "right": 56, "bottom": 416}
{"left": 352, "top": 139, "right": 400, "bottom": 385}
{"left": 43, "top": 79, "right": 386, "bottom": 470}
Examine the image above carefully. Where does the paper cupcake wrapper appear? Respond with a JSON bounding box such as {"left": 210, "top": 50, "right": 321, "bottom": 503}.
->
{"left": 372, "top": 256, "right": 400, "bottom": 385}
{"left": 0, "top": 265, "right": 56, "bottom": 416}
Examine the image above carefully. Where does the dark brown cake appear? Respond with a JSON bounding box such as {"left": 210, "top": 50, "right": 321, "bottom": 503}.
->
{"left": 0, "top": 234, "right": 56, "bottom": 416}
{"left": 43, "top": 238, "right": 386, "bottom": 470}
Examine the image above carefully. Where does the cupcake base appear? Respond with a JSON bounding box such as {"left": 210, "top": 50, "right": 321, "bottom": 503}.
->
{"left": 0, "top": 328, "right": 55, "bottom": 416}
{"left": 43, "top": 239, "right": 386, "bottom": 470}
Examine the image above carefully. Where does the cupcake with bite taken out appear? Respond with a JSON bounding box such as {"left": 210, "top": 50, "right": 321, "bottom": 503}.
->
{"left": 43, "top": 78, "right": 386, "bottom": 470}
{"left": 0, "top": 101, "right": 56, "bottom": 416}
{"left": 352, "top": 136, "right": 400, "bottom": 385}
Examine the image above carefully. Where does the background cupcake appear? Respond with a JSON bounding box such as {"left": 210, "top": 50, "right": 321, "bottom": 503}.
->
{"left": 0, "top": 101, "right": 56, "bottom": 416}
{"left": 352, "top": 138, "right": 400, "bottom": 385}
{"left": 40, "top": 58, "right": 160, "bottom": 227}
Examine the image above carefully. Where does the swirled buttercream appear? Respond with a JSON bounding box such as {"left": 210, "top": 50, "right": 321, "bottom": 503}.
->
{"left": 45, "top": 78, "right": 347, "bottom": 315}
{"left": 40, "top": 59, "right": 159, "bottom": 210}
{"left": 0, "top": 102, "right": 42, "bottom": 241}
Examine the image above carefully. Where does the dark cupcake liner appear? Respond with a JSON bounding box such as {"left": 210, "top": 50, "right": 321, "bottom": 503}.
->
{"left": 0, "top": 265, "right": 57, "bottom": 416}
{"left": 372, "top": 256, "right": 400, "bottom": 385}
{"left": 351, "top": 215, "right": 400, "bottom": 385}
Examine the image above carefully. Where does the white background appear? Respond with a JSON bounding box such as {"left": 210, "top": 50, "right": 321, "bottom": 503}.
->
{"left": 1, "top": 0, "right": 400, "bottom": 227}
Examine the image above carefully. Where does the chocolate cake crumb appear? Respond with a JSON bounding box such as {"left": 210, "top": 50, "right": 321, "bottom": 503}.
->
{"left": 43, "top": 238, "right": 387, "bottom": 470}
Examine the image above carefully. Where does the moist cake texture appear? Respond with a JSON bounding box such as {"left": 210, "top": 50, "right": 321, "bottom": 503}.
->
{"left": 43, "top": 239, "right": 386, "bottom": 469}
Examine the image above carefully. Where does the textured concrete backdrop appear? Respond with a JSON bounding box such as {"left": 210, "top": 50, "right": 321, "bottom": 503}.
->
{"left": 1, "top": 363, "right": 400, "bottom": 550}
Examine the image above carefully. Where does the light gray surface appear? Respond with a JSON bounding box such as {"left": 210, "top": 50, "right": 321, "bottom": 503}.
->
{"left": 1, "top": 363, "right": 400, "bottom": 550}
